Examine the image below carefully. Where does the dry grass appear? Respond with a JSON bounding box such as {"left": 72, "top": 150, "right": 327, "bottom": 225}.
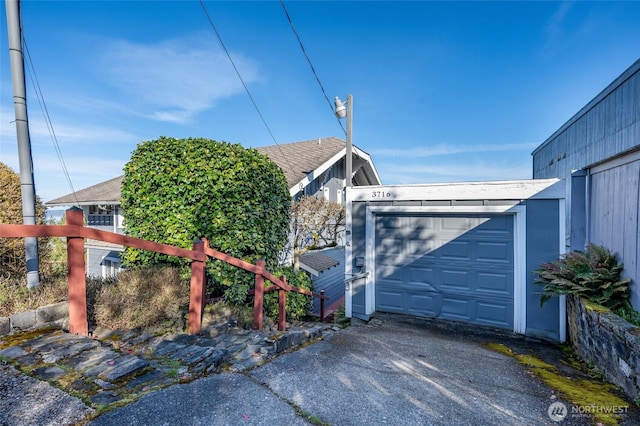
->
{"left": 0, "top": 273, "right": 68, "bottom": 317}
{"left": 1, "top": 267, "right": 189, "bottom": 334}
{"left": 93, "top": 267, "right": 189, "bottom": 331}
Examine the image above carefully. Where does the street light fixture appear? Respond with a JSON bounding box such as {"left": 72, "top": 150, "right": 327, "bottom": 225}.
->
{"left": 334, "top": 95, "right": 353, "bottom": 188}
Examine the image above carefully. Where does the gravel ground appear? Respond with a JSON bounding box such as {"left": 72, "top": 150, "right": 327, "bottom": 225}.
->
{"left": 0, "top": 364, "right": 94, "bottom": 426}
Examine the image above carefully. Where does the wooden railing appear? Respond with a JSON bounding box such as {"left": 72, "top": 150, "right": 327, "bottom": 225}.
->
{"left": 0, "top": 207, "right": 328, "bottom": 337}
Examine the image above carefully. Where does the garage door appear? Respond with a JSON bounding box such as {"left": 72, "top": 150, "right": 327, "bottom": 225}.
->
{"left": 375, "top": 214, "right": 514, "bottom": 330}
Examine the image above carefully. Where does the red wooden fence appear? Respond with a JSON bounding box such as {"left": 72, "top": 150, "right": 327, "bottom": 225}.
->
{"left": 0, "top": 208, "right": 328, "bottom": 336}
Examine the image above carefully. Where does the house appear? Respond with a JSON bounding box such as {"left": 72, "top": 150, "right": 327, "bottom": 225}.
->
{"left": 531, "top": 58, "right": 640, "bottom": 309}
{"left": 45, "top": 137, "right": 381, "bottom": 277}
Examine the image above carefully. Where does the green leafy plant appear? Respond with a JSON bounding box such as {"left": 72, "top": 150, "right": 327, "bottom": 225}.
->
{"left": 333, "top": 304, "right": 350, "bottom": 328}
{"left": 120, "top": 137, "right": 291, "bottom": 304}
{"left": 263, "top": 266, "right": 313, "bottom": 322}
{"left": 614, "top": 305, "right": 640, "bottom": 327}
{"left": 534, "top": 243, "right": 633, "bottom": 313}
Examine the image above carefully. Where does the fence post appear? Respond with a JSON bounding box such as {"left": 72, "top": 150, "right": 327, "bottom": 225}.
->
{"left": 188, "top": 240, "right": 206, "bottom": 335}
{"left": 278, "top": 276, "right": 287, "bottom": 331}
{"left": 253, "top": 259, "right": 265, "bottom": 330}
{"left": 66, "top": 207, "right": 88, "bottom": 336}
{"left": 320, "top": 289, "right": 325, "bottom": 322}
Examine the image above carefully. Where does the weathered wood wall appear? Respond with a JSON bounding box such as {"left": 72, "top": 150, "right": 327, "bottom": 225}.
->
{"left": 589, "top": 154, "right": 640, "bottom": 307}
{"left": 532, "top": 59, "right": 640, "bottom": 308}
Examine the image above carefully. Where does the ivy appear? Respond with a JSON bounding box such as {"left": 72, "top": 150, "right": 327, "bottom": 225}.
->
{"left": 121, "top": 137, "right": 291, "bottom": 304}
{"left": 264, "top": 266, "right": 313, "bottom": 322}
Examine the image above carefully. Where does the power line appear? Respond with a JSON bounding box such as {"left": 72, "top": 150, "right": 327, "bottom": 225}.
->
{"left": 279, "top": 0, "right": 346, "bottom": 136}
{"left": 197, "top": 0, "right": 299, "bottom": 181}
{"left": 23, "top": 37, "right": 79, "bottom": 206}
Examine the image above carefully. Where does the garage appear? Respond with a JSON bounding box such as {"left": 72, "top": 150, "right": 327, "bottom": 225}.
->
{"left": 375, "top": 214, "right": 514, "bottom": 330}
{"left": 346, "top": 179, "right": 566, "bottom": 341}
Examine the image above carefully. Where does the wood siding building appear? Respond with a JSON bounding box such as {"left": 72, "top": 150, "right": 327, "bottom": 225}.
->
{"left": 532, "top": 59, "right": 640, "bottom": 308}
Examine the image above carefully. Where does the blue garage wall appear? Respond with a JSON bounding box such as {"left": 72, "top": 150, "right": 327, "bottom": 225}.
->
{"left": 350, "top": 201, "right": 368, "bottom": 319}
{"left": 526, "top": 199, "right": 562, "bottom": 341}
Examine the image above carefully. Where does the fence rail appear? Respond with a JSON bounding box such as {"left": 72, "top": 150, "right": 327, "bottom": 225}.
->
{"left": 0, "top": 208, "right": 328, "bottom": 336}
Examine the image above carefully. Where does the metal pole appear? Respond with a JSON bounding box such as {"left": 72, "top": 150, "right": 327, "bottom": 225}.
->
{"left": 346, "top": 94, "right": 353, "bottom": 188}
{"left": 6, "top": 0, "right": 40, "bottom": 288}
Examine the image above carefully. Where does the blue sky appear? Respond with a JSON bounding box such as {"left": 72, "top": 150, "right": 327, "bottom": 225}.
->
{"left": 1, "top": 1, "right": 639, "bottom": 203}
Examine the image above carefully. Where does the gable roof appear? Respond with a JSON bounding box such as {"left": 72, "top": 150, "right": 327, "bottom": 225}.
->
{"left": 46, "top": 137, "right": 381, "bottom": 206}
{"left": 256, "top": 137, "right": 380, "bottom": 196}
{"left": 256, "top": 137, "right": 350, "bottom": 188}
{"left": 46, "top": 175, "right": 123, "bottom": 206}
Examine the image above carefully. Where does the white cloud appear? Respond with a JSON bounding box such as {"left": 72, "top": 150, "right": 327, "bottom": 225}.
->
{"left": 99, "top": 33, "right": 260, "bottom": 124}
{"left": 541, "top": 2, "right": 576, "bottom": 56}
{"left": 30, "top": 121, "right": 139, "bottom": 146}
{"left": 1, "top": 106, "right": 140, "bottom": 145}
{"left": 34, "top": 155, "right": 126, "bottom": 176}
{"left": 36, "top": 156, "right": 127, "bottom": 202}
{"left": 369, "top": 142, "right": 537, "bottom": 158}
{"left": 379, "top": 157, "right": 532, "bottom": 185}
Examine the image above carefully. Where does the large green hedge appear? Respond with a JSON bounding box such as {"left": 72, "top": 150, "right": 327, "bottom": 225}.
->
{"left": 121, "top": 137, "right": 291, "bottom": 303}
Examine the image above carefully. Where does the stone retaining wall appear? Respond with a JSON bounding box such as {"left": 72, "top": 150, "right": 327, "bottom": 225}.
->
{"left": 567, "top": 296, "right": 640, "bottom": 400}
{"left": 0, "top": 302, "right": 69, "bottom": 336}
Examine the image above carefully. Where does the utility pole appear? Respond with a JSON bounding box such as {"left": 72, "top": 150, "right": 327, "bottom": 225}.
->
{"left": 6, "top": 0, "right": 40, "bottom": 288}
{"left": 345, "top": 94, "right": 353, "bottom": 188}
{"left": 334, "top": 94, "right": 353, "bottom": 188}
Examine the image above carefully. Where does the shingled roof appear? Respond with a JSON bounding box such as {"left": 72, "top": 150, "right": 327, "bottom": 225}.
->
{"left": 255, "top": 136, "right": 347, "bottom": 188}
{"left": 46, "top": 137, "right": 380, "bottom": 205}
{"left": 46, "top": 175, "right": 124, "bottom": 206}
{"left": 299, "top": 250, "right": 341, "bottom": 276}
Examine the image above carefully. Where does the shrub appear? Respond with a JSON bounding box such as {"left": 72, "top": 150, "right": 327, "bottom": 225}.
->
{"left": 534, "top": 243, "right": 633, "bottom": 312}
{"left": 263, "top": 266, "right": 313, "bottom": 322}
{"left": 93, "top": 267, "right": 189, "bottom": 331}
{"left": 0, "top": 162, "right": 52, "bottom": 280}
{"left": 120, "top": 137, "right": 291, "bottom": 305}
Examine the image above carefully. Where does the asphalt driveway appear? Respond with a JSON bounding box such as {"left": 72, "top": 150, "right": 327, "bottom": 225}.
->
{"left": 248, "top": 316, "right": 557, "bottom": 426}
{"left": 90, "top": 315, "right": 607, "bottom": 425}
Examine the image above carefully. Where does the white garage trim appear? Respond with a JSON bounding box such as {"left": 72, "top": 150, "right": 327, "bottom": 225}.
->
{"left": 345, "top": 187, "right": 353, "bottom": 318}
{"left": 364, "top": 204, "right": 527, "bottom": 334}
{"left": 352, "top": 178, "right": 562, "bottom": 202}
{"left": 511, "top": 205, "right": 526, "bottom": 335}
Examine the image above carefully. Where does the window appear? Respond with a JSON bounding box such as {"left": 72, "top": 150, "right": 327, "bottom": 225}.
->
{"left": 88, "top": 205, "right": 114, "bottom": 226}
{"left": 102, "top": 258, "right": 121, "bottom": 277}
